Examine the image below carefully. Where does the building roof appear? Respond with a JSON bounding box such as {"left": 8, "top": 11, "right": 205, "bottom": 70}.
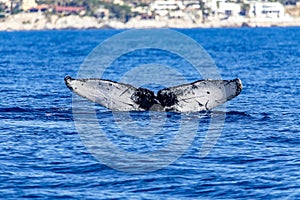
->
{"left": 54, "top": 6, "right": 85, "bottom": 12}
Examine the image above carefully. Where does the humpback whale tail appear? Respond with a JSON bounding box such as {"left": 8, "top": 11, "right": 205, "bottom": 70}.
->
{"left": 64, "top": 76, "right": 242, "bottom": 112}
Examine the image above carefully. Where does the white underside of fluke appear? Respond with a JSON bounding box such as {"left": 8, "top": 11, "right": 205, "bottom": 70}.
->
{"left": 65, "top": 76, "right": 242, "bottom": 112}
{"left": 163, "top": 79, "right": 243, "bottom": 112}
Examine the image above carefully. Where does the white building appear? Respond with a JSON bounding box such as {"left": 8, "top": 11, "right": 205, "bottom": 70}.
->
{"left": 204, "top": 0, "right": 218, "bottom": 16}
{"left": 22, "top": 0, "right": 38, "bottom": 11}
{"left": 248, "top": 1, "right": 285, "bottom": 18}
{"left": 182, "top": 0, "right": 201, "bottom": 10}
{"left": 217, "top": 2, "right": 241, "bottom": 17}
{"left": 150, "top": 0, "right": 184, "bottom": 17}
{"left": 94, "top": 6, "right": 110, "bottom": 20}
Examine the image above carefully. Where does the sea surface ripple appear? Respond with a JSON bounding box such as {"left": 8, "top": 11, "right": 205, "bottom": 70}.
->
{"left": 0, "top": 28, "right": 299, "bottom": 199}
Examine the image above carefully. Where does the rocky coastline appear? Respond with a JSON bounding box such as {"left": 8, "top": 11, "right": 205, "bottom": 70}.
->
{"left": 1, "top": 12, "right": 300, "bottom": 31}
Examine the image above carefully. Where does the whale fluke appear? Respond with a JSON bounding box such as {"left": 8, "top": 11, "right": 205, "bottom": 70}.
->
{"left": 64, "top": 76, "right": 242, "bottom": 112}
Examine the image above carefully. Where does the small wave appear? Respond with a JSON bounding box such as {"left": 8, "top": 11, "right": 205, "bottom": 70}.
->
{"left": 0, "top": 107, "right": 28, "bottom": 113}
{"left": 205, "top": 110, "right": 252, "bottom": 117}
{"left": 0, "top": 106, "right": 71, "bottom": 113}
{"left": 221, "top": 110, "right": 253, "bottom": 122}
{"left": 226, "top": 111, "right": 251, "bottom": 117}
{"left": 0, "top": 106, "right": 73, "bottom": 121}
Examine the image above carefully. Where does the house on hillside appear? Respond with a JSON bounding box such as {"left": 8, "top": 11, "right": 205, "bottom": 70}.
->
{"left": 150, "top": 0, "right": 184, "bottom": 18}
{"left": 28, "top": 5, "right": 49, "bottom": 12}
{"left": 217, "top": 1, "right": 241, "bottom": 18}
{"left": 54, "top": 6, "right": 85, "bottom": 15}
{"left": 248, "top": 1, "right": 286, "bottom": 18}
{"left": 182, "top": 0, "right": 201, "bottom": 10}
{"left": 94, "top": 6, "right": 110, "bottom": 20}
{"left": 22, "top": 0, "right": 37, "bottom": 11}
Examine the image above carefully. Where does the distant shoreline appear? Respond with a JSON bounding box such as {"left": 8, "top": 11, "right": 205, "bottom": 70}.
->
{"left": 1, "top": 13, "right": 300, "bottom": 31}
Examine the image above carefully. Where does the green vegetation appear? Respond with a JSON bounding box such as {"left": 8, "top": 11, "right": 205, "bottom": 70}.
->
{"left": 100, "top": 1, "right": 132, "bottom": 22}
{"left": 0, "top": 3, "right": 5, "bottom": 13}
{"left": 37, "top": 0, "right": 134, "bottom": 22}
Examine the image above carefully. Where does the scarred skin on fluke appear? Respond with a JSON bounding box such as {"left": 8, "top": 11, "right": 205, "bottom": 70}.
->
{"left": 64, "top": 76, "right": 243, "bottom": 112}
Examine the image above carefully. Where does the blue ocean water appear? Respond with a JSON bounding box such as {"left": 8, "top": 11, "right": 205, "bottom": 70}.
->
{"left": 0, "top": 28, "right": 299, "bottom": 199}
